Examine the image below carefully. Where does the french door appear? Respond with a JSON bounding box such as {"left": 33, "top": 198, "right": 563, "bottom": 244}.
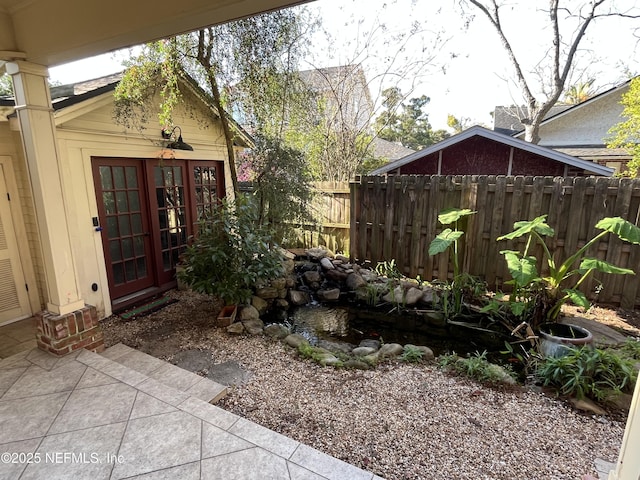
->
{"left": 92, "top": 158, "right": 224, "bottom": 302}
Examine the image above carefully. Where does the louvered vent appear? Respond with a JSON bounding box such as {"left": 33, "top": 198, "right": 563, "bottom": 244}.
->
{"left": 0, "top": 259, "right": 20, "bottom": 312}
{"left": 0, "top": 215, "right": 6, "bottom": 250}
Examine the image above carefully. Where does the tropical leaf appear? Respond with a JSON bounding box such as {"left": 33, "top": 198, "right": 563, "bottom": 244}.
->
{"left": 497, "top": 215, "right": 554, "bottom": 241}
{"left": 510, "top": 301, "right": 527, "bottom": 317}
{"left": 564, "top": 289, "right": 590, "bottom": 310}
{"left": 595, "top": 217, "right": 640, "bottom": 245}
{"left": 579, "top": 258, "right": 635, "bottom": 275}
{"left": 438, "top": 208, "right": 476, "bottom": 226}
{"left": 428, "top": 229, "right": 464, "bottom": 255}
{"left": 500, "top": 250, "right": 539, "bottom": 286}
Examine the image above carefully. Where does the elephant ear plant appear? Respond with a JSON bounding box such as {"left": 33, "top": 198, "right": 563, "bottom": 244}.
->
{"left": 497, "top": 215, "right": 640, "bottom": 326}
{"left": 178, "top": 196, "right": 284, "bottom": 306}
{"left": 428, "top": 207, "right": 478, "bottom": 316}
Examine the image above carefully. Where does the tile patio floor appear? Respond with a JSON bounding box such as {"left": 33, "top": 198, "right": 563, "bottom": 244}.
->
{"left": 0, "top": 319, "right": 382, "bottom": 480}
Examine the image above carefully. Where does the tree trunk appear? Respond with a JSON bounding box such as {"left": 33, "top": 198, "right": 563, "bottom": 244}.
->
{"left": 208, "top": 74, "right": 239, "bottom": 195}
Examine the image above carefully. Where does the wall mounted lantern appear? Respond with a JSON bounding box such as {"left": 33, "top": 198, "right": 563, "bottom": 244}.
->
{"left": 161, "top": 126, "right": 194, "bottom": 151}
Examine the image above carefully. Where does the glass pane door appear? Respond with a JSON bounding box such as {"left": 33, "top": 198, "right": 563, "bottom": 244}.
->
{"left": 93, "top": 160, "right": 154, "bottom": 299}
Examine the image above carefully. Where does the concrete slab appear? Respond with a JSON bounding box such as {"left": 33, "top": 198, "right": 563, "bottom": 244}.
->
{"left": 561, "top": 316, "right": 629, "bottom": 347}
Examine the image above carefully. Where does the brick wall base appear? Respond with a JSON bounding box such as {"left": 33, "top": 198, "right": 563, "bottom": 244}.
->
{"left": 36, "top": 305, "right": 105, "bottom": 356}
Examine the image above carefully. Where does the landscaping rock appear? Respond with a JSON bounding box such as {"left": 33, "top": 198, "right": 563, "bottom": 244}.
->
{"left": 316, "top": 353, "right": 341, "bottom": 367}
{"left": 352, "top": 346, "right": 377, "bottom": 356}
{"left": 359, "top": 339, "right": 381, "bottom": 350}
{"left": 240, "top": 305, "right": 260, "bottom": 321}
{"left": 362, "top": 353, "right": 380, "bottom": 365}
{"left": 359, "top": 270, "right": 379, "bottom": 282}
{"left": 346, "top": 273, "right": 367, "bottom": 290}
{"left": 569, "top": 397, "right": 606, "bottom": 415}
{"left": 336, "top": 254, "right": 349, "bottom": 262}
{"left": 378, "top": 343, "right": 404, "bottom": 358}
{"left": 207, "top": 360, "right": 252, "bottom": 386}
{"left": 382, "top": 286, "right": 404, "bottom": 304}
{"left": 484, "top": 363, "right": 517, "bottom": 386}
{"left": 274, "top": 299, "right": 289, "bottom": 309}
{"left": 283, "top": 259, "right": 295, "bottom": 274}
{"left": 320, "top": 257, "right": 336, "bottom": 270}
{"left": 242, "top": 318, "right": 265, "bottom": 335}
{"left": 318, "top": 339, "right": 353, "bottom": 354}
{"left": 421, "top": 288, "right": 435, "bottom": 304}
{"left": 326, "top": 269, "right": 349, "bottom": 282}
{"left": 284, "top": 333, "right": 308, "bottom": 349}
{"left": 251, "top": 296, "right": 269, "bottom": 315}
{"left": 226, "top": 322, "right": 246, "bottom": 335}
{"left": 264, "top": 323, "right": 290, "bottom": 339}
{"left": 404, "top": 287, "right": 424, "bottom": 306}
{"left": 404, "top": 344, "right": 435, "bottom": 361}
{"left": 285, "top": 275, "right": 297, "bottom": 288}
{"left": 307, "top": 247, "right": 334, "bottom": 260}
{"left": 424, "top": 311, "right": 447, "bottom": 327}
{"left": 271, "top": 278, "right": 287, "bottom": 290}
{"left": 317, "top": 288, "right": 341, "bottom": 302}
{"left": 289, "top": 290, "right": 310, "bottom": 306}
{"left": 255, "top": 286, "right": 279, "bottom": 299}
{"left": 303, "top": 271, "right": 322, "bottom": 284}
{"left": 344, "top": 359, "right": 370, "bottom": 370}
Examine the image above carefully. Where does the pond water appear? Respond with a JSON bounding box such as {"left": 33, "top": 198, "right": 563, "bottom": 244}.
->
{"left": 277, "top": 304, "right": 497, "bottom": 356}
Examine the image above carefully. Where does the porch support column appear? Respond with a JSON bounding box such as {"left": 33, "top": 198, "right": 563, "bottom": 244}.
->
{"left": 608, "top": 378, "right": 640, "bottom": 480}
{"left": 6, "top": 60, "right": 104, "bottom": 355}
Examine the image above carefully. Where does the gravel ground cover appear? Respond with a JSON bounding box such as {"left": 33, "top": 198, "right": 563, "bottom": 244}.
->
{"left": 101, "top": 290, "right": 633, "bottom": 480}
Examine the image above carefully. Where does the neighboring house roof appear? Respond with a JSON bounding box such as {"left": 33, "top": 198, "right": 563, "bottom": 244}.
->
{"left": 493, "top": 104, "right": 571, "bottom": 135}
{"left": 298, "top": 64, "right": 374, "bottom": 131}
{"left": 370, "top": 125, "right": 614, "bottom": 176}
{"left": 1, "top": 72, "right": 253, "bottom": 147}
{"left": 370, "top": 137, "right": 415, "bottom": 161}
{"left": 513, "top": 78, "right": 634, "bottom": 138}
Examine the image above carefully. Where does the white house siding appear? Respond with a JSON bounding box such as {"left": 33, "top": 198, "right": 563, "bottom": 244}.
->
{"left": 534, "top": 86, "right": 627, "bottom": 147}
{"left": 55, "top": 90, "right": 230, "bottom": 318}
{"left": 0, "top": 122, "right": 44, "bottom": 318}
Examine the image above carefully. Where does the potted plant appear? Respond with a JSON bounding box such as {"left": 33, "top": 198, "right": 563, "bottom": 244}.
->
{"left": 495, "top": 215, "right": 640, "bottom": 352}
{"left": 178, "top": 196, "right": 284, "bottom": 326}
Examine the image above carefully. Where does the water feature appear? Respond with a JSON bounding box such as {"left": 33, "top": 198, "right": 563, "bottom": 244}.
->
{"left": 278, "top": 304, "right": 499, "bottom": 356}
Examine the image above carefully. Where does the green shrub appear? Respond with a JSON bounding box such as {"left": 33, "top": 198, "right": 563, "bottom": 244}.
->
{"left": 536, "top": 346, "right": 637, "bottom": 401}
{"left": 401, "top": 345, "right": 424, "bottom": 363}
{"left": 618, "top": 338, "right": 640, "bottom": 360}
{"left": 439, "top": 351, "right": 516, "bottom": 386}
{"left": 179, "top": 196, "right": 284, "bottom": 305}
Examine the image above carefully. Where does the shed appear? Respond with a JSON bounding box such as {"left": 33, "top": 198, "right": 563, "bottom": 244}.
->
{"left": 370, "top": 126, "right": 613, "bottom": 177}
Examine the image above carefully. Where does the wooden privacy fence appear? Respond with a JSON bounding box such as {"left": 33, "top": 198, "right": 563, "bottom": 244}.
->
{"left": 294, "top": 181, "right": 351, "bottom": 253}
{"left": 350, "top": 175, "right": 640, "bottom": 308}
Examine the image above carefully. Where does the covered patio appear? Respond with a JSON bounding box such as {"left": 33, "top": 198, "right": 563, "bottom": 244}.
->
{"left": 0, "top": 1, "right": 638, "bottom": 479}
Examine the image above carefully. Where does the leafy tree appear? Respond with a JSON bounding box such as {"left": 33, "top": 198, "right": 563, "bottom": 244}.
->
{"left": 114, "top": 7, "right": 317, "bottom": 193}
{"left": 447, "top": 114, "right": 471, "bottom": 134}
{"left": 0, "top": 74, "right": 12, "bottom": 96}
{"left": 561, "top": 78, "right": 596, "bottom": 104}
{"left": 375, "top": 88, "right": 449, "bottom": 150}
{"left": 607, "top": 77, "right": 640, "bottom": 177}
{"left": 239, "top": 135, "right": 315, "bottom": 245}
{"left": 461, "top": 0, "right": 640, "bottom": 144}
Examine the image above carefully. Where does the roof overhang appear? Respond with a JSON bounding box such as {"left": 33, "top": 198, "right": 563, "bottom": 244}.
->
{"left": 0, "top": 0, "right": 310, "bottom": 67}
{"left": 370, "top": 125, "right": 614, "bottom": 177}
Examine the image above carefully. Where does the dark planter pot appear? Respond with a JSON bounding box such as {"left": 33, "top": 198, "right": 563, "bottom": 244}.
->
{"left": 538, "top": 322, "right": 593, "bottom": 357}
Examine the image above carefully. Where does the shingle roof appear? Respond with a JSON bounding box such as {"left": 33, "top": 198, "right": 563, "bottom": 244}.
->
{"left": 370, "top": 137, "right": 415, "bottom": 161}
{"left": 493, "top": 105, "right": 571, "bottom": 135}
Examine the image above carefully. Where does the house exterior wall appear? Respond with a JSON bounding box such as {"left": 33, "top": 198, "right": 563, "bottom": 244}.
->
{"left": 54, "top": 90, "right": 229, "bottom": 319}
{"left": 0, "top": 121, "right": 45, "bottom": 314}
{"left": 534, "top": 86, "right": 627, "bottom": 147}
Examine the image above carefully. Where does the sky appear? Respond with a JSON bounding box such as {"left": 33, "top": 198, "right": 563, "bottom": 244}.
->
{"left": 48, "top": 0, "right": 640, "bottom": 130}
